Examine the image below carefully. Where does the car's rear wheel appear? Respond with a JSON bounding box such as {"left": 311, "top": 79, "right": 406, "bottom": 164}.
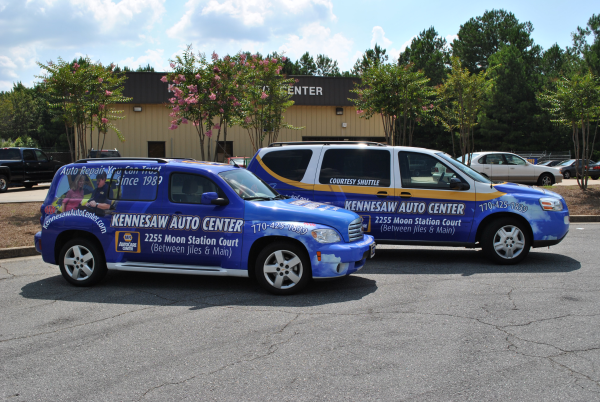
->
{"left": 0, "top": 175, "right": 7, "bottom": 193}
{"left": 24, "top": 183, "right": 35, "bottom": 189}
{"left": 482, "top": 218, "right": 530, "bottom": 265}
{"left": 58, "top": 239, "right": 107, "bottom": 286}
{"left": 563, "top": 171, "right": 571, "bottom": 179}
{"left": 592, "top": 176, "right": 599, "bottom": 180}
{"left": 255, "top": 242, "right": 311, "bottom": 295}
{"left": 537, "top": 173, "right": 553, "bottom": 186}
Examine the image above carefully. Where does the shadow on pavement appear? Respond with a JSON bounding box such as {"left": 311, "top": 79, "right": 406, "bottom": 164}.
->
{"left": 364, "top": 247, "right": 581, "bottom": 276}
{"left": 20, "top": 271, "right": 378, "bottom": 309}
{"left": 6, "top": 184, "right": 50, "bottom": 193}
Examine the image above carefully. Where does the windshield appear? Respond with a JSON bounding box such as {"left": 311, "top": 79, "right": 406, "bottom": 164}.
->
{"left": 456, "top": 153, "right": 480, "bottom": 164}
{"left": 219, "top": 169, "right": 279, "bottom": 200}
{"left": 437, "top": 153, "right": 492, "bottom": 184}
{"left": 558, "top": 160, "right": 575, "bottom": 166}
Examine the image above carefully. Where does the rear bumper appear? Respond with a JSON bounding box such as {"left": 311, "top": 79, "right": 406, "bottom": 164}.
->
{"left": 311, "top": 235, "right": 375, "bottom": 278}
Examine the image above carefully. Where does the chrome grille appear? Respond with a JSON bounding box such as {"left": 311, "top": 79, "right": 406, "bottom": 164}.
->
{"left": 348, "top": 218, "right": 363, "bottom": 242}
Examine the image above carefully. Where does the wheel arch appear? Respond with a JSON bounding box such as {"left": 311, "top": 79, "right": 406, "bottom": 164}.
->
{"left": 54, "top": 230, "right": 105, "bottom": 264}
{"left": 475, "top": 212, "right": 533, "bottom": 244}
{"left": 538, "top": 171, "right": 555, "bottom": 185}
{"left": 247, "top": 236, "right": 308, "bottom": 279}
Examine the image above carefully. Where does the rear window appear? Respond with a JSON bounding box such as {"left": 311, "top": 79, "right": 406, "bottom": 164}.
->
{"left": 109, "top": 169, "right": 159, "bottom": 201}
{"left": 0, "top": 149, "right": 21, "bottom": 160}
{"left": 319, "top": 149, "right": 390, "bottom": 187}
{"left": 261, "top": 149, "right": 313, "bottom": 181}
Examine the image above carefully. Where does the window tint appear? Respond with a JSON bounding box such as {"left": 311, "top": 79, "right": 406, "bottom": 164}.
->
{"left": 34, "top": 150, "right": 48, "bottom": 162}
{"left": 261, "top": 149, "right": 312, "bottom": 181}
{"left": 110, "top": 169, "right": 158, "bottom": 201}
{"left": 319, "top": 149, "right": 390, "bottom": 187}
{"left": 399, "top": 152, "right": 463, "bottom": 190}
{"left": 23, "top": 150, "right": 36, "bottom": 161}
{"left": 170, "top": 173, "right": 224, "bottom": 204}
{"left": 504, "top": 154, "right": 526, "bottom": 165}
{"left": 0, "top": 149, "right": 21, "bottom": 160}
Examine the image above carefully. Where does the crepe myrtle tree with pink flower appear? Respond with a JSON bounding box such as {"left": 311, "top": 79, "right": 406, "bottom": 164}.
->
{"left": 37, "top": 57, "right": 130, "bottom": 160}
{"left": 237, "top": 52, "right": 299, "bottom": 152}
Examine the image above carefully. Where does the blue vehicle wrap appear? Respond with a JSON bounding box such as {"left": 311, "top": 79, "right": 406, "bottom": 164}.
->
{"left": 36, "top": 159, "right": 375, "bottom": 291}
{"left": 247, "top": 146, "right": 569, "bottom": 251}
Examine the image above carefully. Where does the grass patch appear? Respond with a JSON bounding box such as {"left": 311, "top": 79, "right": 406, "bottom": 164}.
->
{"left": 0, "top": 203, "right": 41, "bottom": 249}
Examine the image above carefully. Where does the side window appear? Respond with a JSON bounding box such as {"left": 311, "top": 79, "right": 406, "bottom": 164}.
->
{"left": 23, "top": 150, "right": 36, "bottom": 161}
{"left": 110, "top": 169, "right": 158, "bottom": 201}
{"left": 504, "top": 154, "right": 526, "bottom": 165}
{"left": 486, "top": 154, "right": 505, "bottom": 165}
{"left": 261, "top": 149, "right": 313, "bottom": 181}
{"left": 318, "top": 149, "right": 391, "bottom": 187}
{"left": 34, "top": 150, "right": 48, "bottom": 162}
{"left": 478, "top": 156, "right": 487, "bottom": 164}
{"left": 169, "top": 173, "right": 224, "bottom": 204}
{"left": 399, "top": 151, "right": 462, "bottom": 190}
{"left": 0, "top": 149, "right": 21, "bottom": 160}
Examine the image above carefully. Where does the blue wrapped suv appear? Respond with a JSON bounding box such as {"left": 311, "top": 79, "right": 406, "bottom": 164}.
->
{"left": 35, "top": 158, "right": 375, "bottom": 295}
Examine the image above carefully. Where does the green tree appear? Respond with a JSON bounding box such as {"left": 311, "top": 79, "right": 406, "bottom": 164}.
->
{"left": 398, "top": 27, "right": 450, "bottom": 86}
{"left": 570, "top": 14, "right": 600, "bottom": 75}
{"left": 315, "top": 54, "right": 341, "bottom": 77}
{"left": 352, "top": 44, "right": 388, "bottom": 76}
{"left": 297, "top": 52, "right": 317, "bottom": 75}
{"left": 538, "top": 73, "right": 600, "bottom": 190}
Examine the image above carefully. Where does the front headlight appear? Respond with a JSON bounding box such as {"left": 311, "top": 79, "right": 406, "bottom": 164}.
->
{"left": 539, "top": 197, "right": 563, "bottom": 211}
{"left": 311, "top": 229, "right": 341, "bottom": 243}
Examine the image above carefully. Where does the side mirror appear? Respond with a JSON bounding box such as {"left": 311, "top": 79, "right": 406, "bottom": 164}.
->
{"left": 201, "top": 192, "right": 229, "bottom": 206}
{"left": 450, "top": 177, "right": 470, "bottom": 191}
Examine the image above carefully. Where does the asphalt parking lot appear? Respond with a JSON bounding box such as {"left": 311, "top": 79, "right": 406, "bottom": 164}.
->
{"left": 1, "top": 224, "right": 599, "bottom": 401}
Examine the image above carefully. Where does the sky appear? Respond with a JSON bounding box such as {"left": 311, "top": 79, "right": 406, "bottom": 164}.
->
{"left": 0, "top": 0, "right": 598, "bottom": 91}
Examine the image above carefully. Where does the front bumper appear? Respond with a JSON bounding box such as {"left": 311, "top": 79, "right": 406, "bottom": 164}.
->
{"left": 34, "top": 231, "right": 42, "bottom": 254}
{"left": 311, "top": 235, "right": 375, "bottom": 278}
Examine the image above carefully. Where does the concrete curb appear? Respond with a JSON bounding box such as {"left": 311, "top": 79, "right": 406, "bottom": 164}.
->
{"left": 0, "top": 246, "right": 39, "bottom": 259}
{"left": 571, "top": 215, "right": 600, "bottom": 222}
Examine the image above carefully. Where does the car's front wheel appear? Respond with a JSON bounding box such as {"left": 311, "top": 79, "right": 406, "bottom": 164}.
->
{"left": 255, "top": 242, "right": 311, "bottom": 295}
{"left": 592, "top": 176, "right": 599, "bottom": 180}
{"left": 537, "top": 173, "right": 553, "bottom": 186}
{"left": 481, "top": 218, "right": 531, "bottom": 264}
{"left": 563, "top": 171, "right": 571, "bottom": 179}
{"left": 58, "top": 239, "right": 107, "bottom": 286}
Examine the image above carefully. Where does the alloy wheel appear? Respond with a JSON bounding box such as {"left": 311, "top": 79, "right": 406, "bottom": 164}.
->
{"left": 492, "top": 225, "right": 526, "bottom": 259}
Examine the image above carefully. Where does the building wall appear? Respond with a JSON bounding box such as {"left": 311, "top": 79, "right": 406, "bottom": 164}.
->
{"left": 97, "top": 104, "right": 385, "bottom": 160}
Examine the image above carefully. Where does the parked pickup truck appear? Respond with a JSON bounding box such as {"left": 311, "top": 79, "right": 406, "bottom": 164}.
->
{"left": 0, "top": 147, "right": 65, "bottom": 192}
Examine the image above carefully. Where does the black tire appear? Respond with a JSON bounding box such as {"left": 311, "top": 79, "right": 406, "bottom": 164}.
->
{"left": 0, "top": 175, "right": 7, "bottom": 193}
{"left": 58, "top": 238, "right": 107, "bottom": 286}
{"left": 481, "top": 217, "right": 531, "bottom": 265}
{"left": 24, "top": 183, "right": 35, "bottom": 189}
{"left": 537, "top": 173, "right": 553, "bottom": 186}
{"left": 563, "top": 171, "right": 571, "bottom": 179}
{"left": 592, "top": 176, "right": 599, "bottom": 181}
{"left": 255, "top": 241, "right": 311, "bottom": 295}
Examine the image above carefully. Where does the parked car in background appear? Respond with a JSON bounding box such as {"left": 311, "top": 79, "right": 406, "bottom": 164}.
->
{"left": 556, "top": 159, "right": 599, "bottom": 180}
{"left": 0, "top": 147, "right": 65, "bottom": 192}
{"left": 465, "top": 152, "right": 562, "bottom": 186}
{"left": 227, "top": 156, "right": 251, "bottom": 168}
{"left": 87, "top": 149, "right": 121, "bottom": 158}
{"left": 588, "top": 163, "right": 600, "bottom": 180}
{"left": 537, "top": 160, "right": 562, "bottom": 167}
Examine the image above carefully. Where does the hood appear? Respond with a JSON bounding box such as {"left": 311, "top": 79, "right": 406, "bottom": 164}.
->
{"left": 494, "top": 182, "right": 563, "bottom": 199}
{"left": 244, "top": 199, "right": 360, "bottom": 241}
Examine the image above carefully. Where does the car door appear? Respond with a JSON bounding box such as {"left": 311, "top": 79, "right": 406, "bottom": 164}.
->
{"left": 483, "top": 154, "right": 509, "bottom": 182}
{"left": 34, "top": 150, "right": 55, "bottom": 182}
{"left": 161, "top": 171, "right": 244, "bottom": 267}
{"left": 22, "top": 149, "right": 39, "bottom": 181}
{"left": 395, "top": 151, "right": 475, "bottom": 242}
{"left": 315, "top": 147, "right": 395, "bottom": 239}
{"left": 504, "top": 154, "right": 534, "bottom": 183}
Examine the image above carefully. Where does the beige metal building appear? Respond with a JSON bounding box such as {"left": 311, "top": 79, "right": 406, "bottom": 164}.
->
{"left": 98, "top": 73, "right": 385, "bottom": 160}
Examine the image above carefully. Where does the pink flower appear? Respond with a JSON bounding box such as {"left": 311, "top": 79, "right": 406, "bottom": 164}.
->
{"left": 105, "top": 90, "right": 112, "bottom": 96}
{"left": 213, "top": 67, "right": 221, "bottom": 73}
{"left": 224, "top": 55, "right": 230, "bottom": 61}
{"left": 92, "top": 114, "right": 97, "bottom": 118}
{"left": 98, "top": 77, "right": 104, "bottom": 83}
{"left": 193, "top": 121, "right": 200, "bottom": 126}
{"left": 430, "top": 104, "right": 434, "bottom": 109}
{"left": 205, "top": 129, "right": 213, "bottom": 138}
{"left": 178, "top": 74, "right": 186, "bottom": 82}
{"left": 233, "top": 101, "right": 240, "bottom": 107}
{"left": 73, "top": 62, "right": 80, "bottom": 70}
{"left": 169, "top": 111, "right": 177, "bottom": 117}
{"left": 101, "top": 118, "right": 108, "bottom": 124}
{"left": 178, "top": 99, "right": 185, "bottom": 105}
{"left": 251, "top": 65, "right": 255, "bottom": 69}
{"left": 240, "top": 54, "right": 247, "bottom": 62}
{"left": 282, "top": 56, "right": 287, "bottom": 62}
{"left": 214, "top": 124, "right": 221, "bottom": 130}
{"left": 160, "top": 76, "right": 168, "bottom": 83}
{"left": 195, "top": 73, "right": 201, "bottom": 79}
{"left": 357, "top": 109, "right": 364, "bottom": 114}
{"left": 98, "top": 104, "right": 105, "bottom": 110}
{"left": 182, "top": 118, "right": 188, "bottom": 124}
{"left": 173, "top": 105, "right": 180, "bottom": 112}
{"left": 212, "top": 52, "right": 218, "bottom": 61}
{"left": 169, "top": 123, "right": 178, "bottom": 130}
{"left": 261, "top": 92, "right": 268, "bottom": 99}
{"left": 214, "top": 75, "right": 221, "bottom": 80}
{"left": 219, "top": 108, "right": 224, "bottom": 113}
{"left": 168, "top": 84, "right": 174, "bottom": 92}
{"left": 170, "top": 62, "right": 176, "bottom": 68}
{"left": 209, "top": 93, "right": 216, "bottom": 100}
{"left": 187, "top": 84, "right": 198, "bottom": 93}
{"left": 422, "top": 106, "right": 427, "bottom": 111}
{"left": 276, "top": 66, "right": 282, "bottom": 74}
{"left": 244, "top": 117, "right": 251, "bottom": 123}
{"left": 169, "top": 97, "right": 176, "bottom": 104}
{"left": 271, "top": 58, "right": 277, "bottom": 63}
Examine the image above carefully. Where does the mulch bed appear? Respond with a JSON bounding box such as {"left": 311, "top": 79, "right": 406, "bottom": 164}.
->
{"left": 0, "top": 203, "right": 42, "bottom": 249}
{"left": 0, "top": 186, "right": 599, "bottom": 249}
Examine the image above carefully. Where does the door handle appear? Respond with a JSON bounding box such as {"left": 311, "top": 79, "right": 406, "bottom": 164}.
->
{"left": 376, "top": 191, "right": 388, "bottom": 198}
{"left": 400, "top": 192, "right": 412, "bottom": 198}
{"left": 510, "top": 167, "right": 515, "bottom": 170}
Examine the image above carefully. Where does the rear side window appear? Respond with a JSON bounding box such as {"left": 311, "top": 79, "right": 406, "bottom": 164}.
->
{"left": 319, "top": 149, "right": 390, "bottom": 187}
{"left": 261, "top": 149, "right": 313, "bottom": 181}
{"left": 110, "top": 169, "right": 159, "bottom": 201}
{"left": 23, "top": 150, "right": 36, "bottom": 161}
{"left": 0, "top": 149, "right": 21, "bottom": 160}
{"left": 169, "top": 173, "right": 224, "bottom": 204}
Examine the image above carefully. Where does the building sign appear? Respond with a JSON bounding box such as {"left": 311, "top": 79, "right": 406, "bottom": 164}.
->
{"left": 287, "top": 86, "right": 323, "bottom": 96}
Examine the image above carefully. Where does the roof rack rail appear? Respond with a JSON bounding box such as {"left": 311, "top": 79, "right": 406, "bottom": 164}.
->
{"left": 75, "top": 157, "right": 170, "bottom": 163}
{"left": 268, "top": 141, "right": 387, "bottom": 147}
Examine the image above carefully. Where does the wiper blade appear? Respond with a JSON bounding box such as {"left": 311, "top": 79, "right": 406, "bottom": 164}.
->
{"left": 243, "top": 196, "right": 273, "bottom": 201}
{"left": 273, "top": 194, "right": 289, "bottom": 200}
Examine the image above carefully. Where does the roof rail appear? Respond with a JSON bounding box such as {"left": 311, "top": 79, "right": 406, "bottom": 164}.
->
{"left": 268, "top": 141, "right": 387, "bottom": 147}
{"left": 75, "top": 157, "right": 170, "bottom": 163}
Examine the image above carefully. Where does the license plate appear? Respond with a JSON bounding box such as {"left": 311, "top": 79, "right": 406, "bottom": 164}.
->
{"left": 370, "top": 243, "right": 376, "bottom": 258}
